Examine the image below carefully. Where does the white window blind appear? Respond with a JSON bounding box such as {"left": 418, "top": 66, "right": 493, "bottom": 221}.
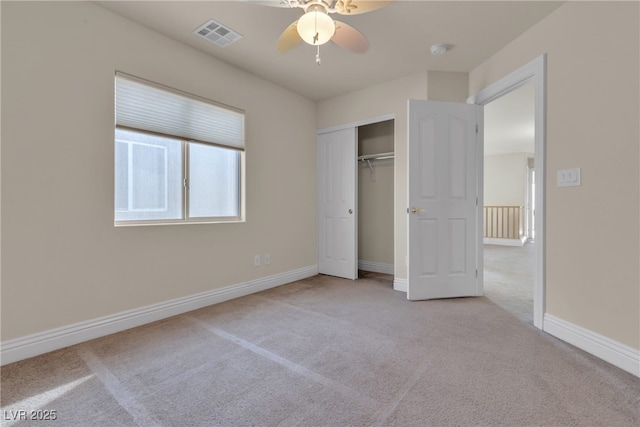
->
{"left": 115, "top": 72, "right": 244, "bottom": 150}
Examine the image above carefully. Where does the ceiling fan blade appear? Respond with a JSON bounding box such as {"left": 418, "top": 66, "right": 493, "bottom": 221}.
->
{"left": 277, "top": 20, "right": 302, "bottom": 52}
{"left": 331, "top": 21, "right": 368, "bottom": 53}
{"left": 334, "top": 0, "right": 393, "bottom": 15}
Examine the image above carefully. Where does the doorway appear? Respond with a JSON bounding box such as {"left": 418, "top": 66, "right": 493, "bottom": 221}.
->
{"left": 482, "top": 81, "right": 536, "bottom": 322}
{"left": 357, "top": 120, "right": 395, "bottom": 277}
{"left": 468, "top": 54, "right": 546, "bottom": 330}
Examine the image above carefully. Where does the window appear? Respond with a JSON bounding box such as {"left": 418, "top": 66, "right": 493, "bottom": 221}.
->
{"left": 114, "top": 73, "right": 244, "bottom": 225}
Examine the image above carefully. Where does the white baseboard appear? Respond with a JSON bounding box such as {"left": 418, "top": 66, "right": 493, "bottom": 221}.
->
{"left": 1, "top": 265, "right": 319, "bottom": 366}
{"left": 483, "top": 237, "right": 527, "bottom": 246}
{"left": 358, "top": 260, "right": 394, "bottom": 275}
{"left": 543, "top": 313, "right": 640, "bottom": 377}
{"left": 393, "top": 278, "right": 407, "bottom": 293}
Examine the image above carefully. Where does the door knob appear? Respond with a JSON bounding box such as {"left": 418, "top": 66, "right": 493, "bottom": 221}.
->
{"left": 410, "top": 207, "right": 424, "bottom": 214}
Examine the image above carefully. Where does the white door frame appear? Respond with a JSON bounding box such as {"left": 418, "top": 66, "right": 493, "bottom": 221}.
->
{"left": 317, "top": 114, "right": 395, "bottom": 135}
{"left": 526, "top": 165, "right": 535, "bottom": 239}
{"left": 467, "top": 54, "right": 546, "bottom": 330}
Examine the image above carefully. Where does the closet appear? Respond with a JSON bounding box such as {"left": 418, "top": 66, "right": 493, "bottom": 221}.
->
{"left": 357, "top": 119, "right": 394, "bottom": 276}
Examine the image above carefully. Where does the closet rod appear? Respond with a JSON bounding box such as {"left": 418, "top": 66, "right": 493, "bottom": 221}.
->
{"left": 357, "top": 152, "right": 395, "bottom": 161}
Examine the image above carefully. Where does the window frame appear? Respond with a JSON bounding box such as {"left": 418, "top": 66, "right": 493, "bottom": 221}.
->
{"left": 114, "top": 73, "right": 245, "bottom": 226}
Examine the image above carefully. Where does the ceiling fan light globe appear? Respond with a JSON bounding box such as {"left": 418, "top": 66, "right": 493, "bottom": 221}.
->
{"left": 297, "top": 10, "right": 335, "bottom": 45}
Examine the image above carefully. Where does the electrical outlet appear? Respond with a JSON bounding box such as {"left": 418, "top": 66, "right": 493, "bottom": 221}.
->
{"left": 264, "top": 254, "right": 271, "bottom": 265}
{"left": 254, "top": 255, "right": 261, "bottom": 267}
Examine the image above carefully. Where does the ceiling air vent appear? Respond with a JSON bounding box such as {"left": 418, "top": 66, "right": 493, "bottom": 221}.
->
{"left": 194, "top": 19, "right": 242, "bottom": 48}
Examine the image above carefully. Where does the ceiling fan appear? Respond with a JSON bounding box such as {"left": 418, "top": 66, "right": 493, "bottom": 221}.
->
{"left": 249, "top": 0, "right": 392, "bottom": 64}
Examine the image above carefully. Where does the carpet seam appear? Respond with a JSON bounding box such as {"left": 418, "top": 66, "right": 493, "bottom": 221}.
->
{"left": 76, "top": 346, "right": 161, "bottom": 427}
{"left": 370, "top": 354, "right": 435, "bottom": 426}
{"left": 187, "top": 315, "right": 379, "bottom": 410}
{"left": 251, "top": 293, "right": 416, "bottom": 344}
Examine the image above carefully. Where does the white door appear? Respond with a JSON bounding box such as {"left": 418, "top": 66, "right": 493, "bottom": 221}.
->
{"left": 318, "top": 128, "right": 357, "bottom": 279}
{"left": 407, "top": 100, "right": 482, "bottom": 300}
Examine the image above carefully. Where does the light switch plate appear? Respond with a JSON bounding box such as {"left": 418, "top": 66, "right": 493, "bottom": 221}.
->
{"left": 557, "top": 168, "right": 581, "bottom": 187}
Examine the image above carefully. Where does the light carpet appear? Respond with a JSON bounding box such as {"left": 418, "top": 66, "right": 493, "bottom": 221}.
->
{"left": 2, "top": 272, "right": 639, "bottom": 426}
{"left": 483, "top": 242, "right": 535, "bottom": 323}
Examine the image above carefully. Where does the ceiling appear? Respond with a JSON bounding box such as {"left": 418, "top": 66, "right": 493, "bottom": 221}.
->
{"left": 97, "top": 1, "right": 557, "bottom": 155}
{"left": 96, "top": 0, "right": 563, "bottom": 102}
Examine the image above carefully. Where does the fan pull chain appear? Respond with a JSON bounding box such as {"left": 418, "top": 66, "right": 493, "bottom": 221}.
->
{"left": 316, "top": 45, "right": 321, "bottom": 65}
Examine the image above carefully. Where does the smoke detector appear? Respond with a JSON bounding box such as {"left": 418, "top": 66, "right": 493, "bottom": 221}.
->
{"left": 430, "top": 43, "right": 449, "bottom": 56}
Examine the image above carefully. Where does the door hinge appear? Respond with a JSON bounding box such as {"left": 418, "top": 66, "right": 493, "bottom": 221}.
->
{"left": 476, "top": 124, "right": 479, "bottom": 134}
{"left": 476, "top": 197, "right": 478, "bottom": 206}
{"left": 476, "top": 269, "right": 478, "bottom": 278}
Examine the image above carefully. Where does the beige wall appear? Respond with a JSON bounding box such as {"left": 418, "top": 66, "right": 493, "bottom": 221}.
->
{"left": 484, "top": 153, "right": 528, "bottom": 207}
{"left": 470, "top": 1, "right": 639, "bottom": 349}
{"left": 1, "top": 1, "right": 317, "bottom": 341}
{"left": 427, "top": 71, "right": 469, "bottom": 103}
{"left": 358, "top": 121, "right": 394, "bottom": 266}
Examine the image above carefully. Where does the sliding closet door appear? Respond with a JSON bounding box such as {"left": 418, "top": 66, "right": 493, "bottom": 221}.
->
{"left": 318, "top": 128, "right": 357, "bottom": 279}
